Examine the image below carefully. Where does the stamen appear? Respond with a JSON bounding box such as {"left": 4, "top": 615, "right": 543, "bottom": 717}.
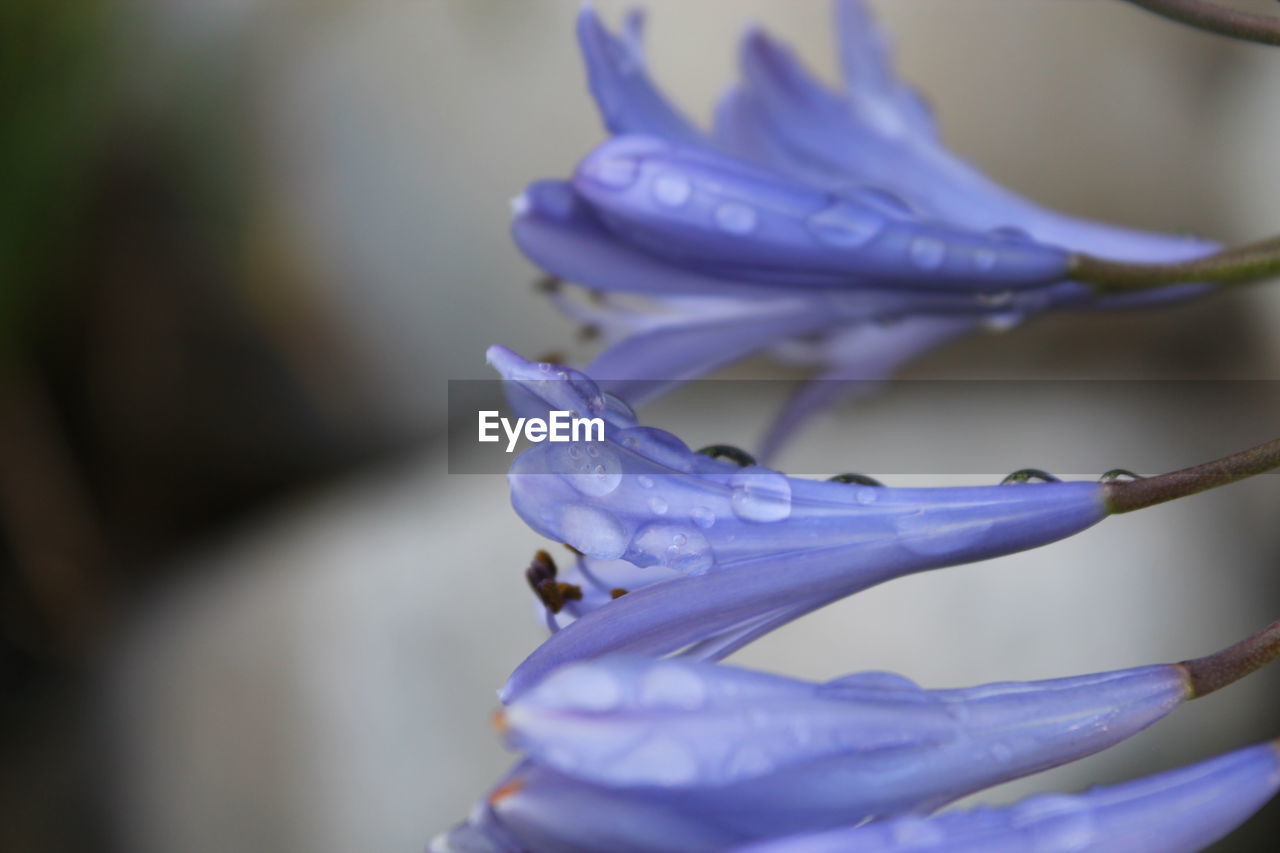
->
{"left": 487, "top": 778, "right": 524, "bottom": 805}
{"left": 610, "top": 588, "right": 629, "bottom": 599}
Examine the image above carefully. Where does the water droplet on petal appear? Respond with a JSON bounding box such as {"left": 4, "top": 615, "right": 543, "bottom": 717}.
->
{"left": 560, "top": 504, "right": 628, "bottom": 560}
{"left": 690, "top": 506, "right": 717, "bottom": 529}
{"left": 888, "top": 816, "right": 945, "bottom": 847}
{"left": 850, "top": 186, "right": 915, "bottom": 218}
{"left": 652, "top": 173, "right": 692, "bottom": 207}
{"left": 714, "top": 201, "right": 757, "bottom": 234}
{"left": 638, "top": 475, "right": 654, "bottom": 489}
{"left": 828, "top": 472, "right": 884, "bottom": 486}
{"left": 556, "top": 444, "right": 622, "bottom": 496}
{"left": 722, "top": 744, "right": 775, "bottom": 780}
{"left": 581, "top": 155, "right": 639, "bottom": 190}
{"left": 1001, "top": 468, "right": 1060, "bottom": 485}
{"left": 639, "top": 663, "right": 707, "bottom": 711}
{"left": 910, "top": 236, "right": 947, "bottom": 269}
{"left": 647, "top": 496, "right": 669, "bottom": 515}
{"left": 807, "top": 202, "right": 884, "bottom": 248}
{"left": 618, "top": 736, "right": 699, "bottom": 786}
{"left": 1010, "top": 795, "right": 1095, "bottom": 851}
{"left": 629, "top": 523, "right": 714, "bottom": 574}
{"left": 617, "top": 427, "right": 695, "bottom": 471}
{"left": 541, "top": 662, "right": 623, "bottom": 711}
{"left": 1099, "top": 469, "right": 1142, "bottom": 483}
{"left": 596, "top": 392, "right": 637, "bottom": 425}
{"left": 973, "top": 248, "right": 998, "bottom": 271}
{"left": 990, "top": 743, "right": 1013, "bottom": 763}
{"left": 697, "top": 444, "right": 757, "bottom": 467}
{"left": 990, "top": 225, "right": 1034, "bottom": 243}
{"left": 730, "top": 466, "right": 793, "bottom": 523}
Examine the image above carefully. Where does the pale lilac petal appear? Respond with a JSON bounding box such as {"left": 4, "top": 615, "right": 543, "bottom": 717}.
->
{"left": 737, "top": 741, "right": 1280, "bottom": 853}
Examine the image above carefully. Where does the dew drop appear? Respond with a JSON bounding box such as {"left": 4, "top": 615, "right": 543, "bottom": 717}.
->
{"left": 1010, "top": 795, "right": 1096, "bottom": 851}
{"left": 639, "top": 663, "right": 707, "bottom": 711}
{"left": 990, "top": 225, "right": 1034, "bottom": 243}
{"left": 652, "top": 173, "right": 692, "bottom": 207}
{"left": 974, "top": 248, "right": 998, "bottom": 271}
{"left": 556, "top": 444, "right": 622, "bottom": 496}
{"left": 722, "top": 744, "right": 775, "bottom": 781}
{"left": 648, "top": 496, "right": 669, "bottom": 515}
{"left": 828, "top": 472, "right": 884, "bottom": 487}
{"left": 849, "top": 186, "right": 915, "bottom": 218}
{"left": 596, "top": 392, "right": 637, "bottom": 425}
{"left": 887, "top": 816, "right": 945, "bottom": 847}
{"left": 714, "top": 202, "right": 757, "bottom": 235}
{"left": 617, "top": 736, "right": 699, "bottom": 786}
{"left": 581, "top": 155, "right": 639, "bottom": 190}
{"left": 638, "top": 475, "right": 655, "bottom": 489}
{"left": 1001, "top": 468, "right": 1060, "bottom": 485}
{"left": 990, "top": 742, "right": 1013, "bottom": 763}
{"left": 629, "top": 523, "right": 714, "bottom": 574}
{"left": 697, "top": 444, "right": 757, "bottom": 467}
{"left": 807, "top": 202, "right": 884, "bottom": 248}
{"left": 559, "top": 504, "right": 628, "bottom": 560}
{"left": 910, "top": 236, "right": 947, "bottom": 269}
{"left": 1098, "top": 468, "right": 1142, "bottom": 483}
{"left": 617, "top": 427, "right": 695, "bottom": 471}
{"left": 690, "top": 506, "right": 717, "bottom": 529}
{"left": 730, "top": 466, "right": 793, "bottom": 523}
{"left": 548, "top": 662, "right": 624, "bottom": 712}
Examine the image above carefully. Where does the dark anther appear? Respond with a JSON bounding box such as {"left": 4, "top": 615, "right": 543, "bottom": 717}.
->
{"left": 828, "top": 473, "right": 884, "bottom": 486}
{"left": 525, "top": 550, "right": 580, "bottom": 613}
{"left": 534, "top": 275, "right": 562, "bottom": 294}
{"left": 610, "top": 588, "right": 629, "bottom": 599}
{"left": 1099, "top": 469, "right": 1142, "bottom": 483}
{"left": 697, "top": 444, "right": 757, "bottom": 467}
{"left": 1000, "top": 468, "right": 1060, "bottom": 485}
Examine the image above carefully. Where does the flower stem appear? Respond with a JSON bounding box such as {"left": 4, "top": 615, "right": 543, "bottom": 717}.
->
{"left": 1120, "top": 0, "right": 1280, "bottom": 46}
{"left": 1182, "top": 619, "right": 1280, "bottom": 698}
{"left": 1073, "top": 234, "right": 1280, "bottom": 293}
{"left": 1104, "top": 438, "right": 1280, "bottom": 514}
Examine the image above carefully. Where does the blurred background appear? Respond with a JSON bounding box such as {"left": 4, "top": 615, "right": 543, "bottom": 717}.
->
{"left": 4, "top": 1, "right": 1280, "bottom": 851}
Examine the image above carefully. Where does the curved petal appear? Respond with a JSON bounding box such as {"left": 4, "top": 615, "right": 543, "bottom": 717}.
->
{"left": 577, "top": 5, "right": 706, "bottom": 147}
{"left": 573, "top": 136, "right": 1073, "bottom": 292}
{"left": 737, "top": 741, "right": 1280, "bottom": 853}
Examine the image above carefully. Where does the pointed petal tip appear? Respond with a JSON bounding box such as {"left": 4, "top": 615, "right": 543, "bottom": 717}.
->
{"left": 485, "top": 344, "right": 527, "bottom": 377}
{"left": 508, "top": 192, "right": 530, "bottom": 219}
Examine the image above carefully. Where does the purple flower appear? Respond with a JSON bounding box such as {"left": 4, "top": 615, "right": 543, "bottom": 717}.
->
{"left": 512, "top": 1, "right": 1217, "bottom": 456}
{"left": 490, "top": 345, "right": 1113, "bottom": 701}
{"left": 734, "top": 741, "right": 1280, "bottom": 853}
{"left": 433, "top": 617, "right": 1280, "bottom": 852}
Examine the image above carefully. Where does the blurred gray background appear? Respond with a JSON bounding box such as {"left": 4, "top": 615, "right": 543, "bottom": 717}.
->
{"left": 3, "top": 1, "right": 1280, "bottom": 851}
